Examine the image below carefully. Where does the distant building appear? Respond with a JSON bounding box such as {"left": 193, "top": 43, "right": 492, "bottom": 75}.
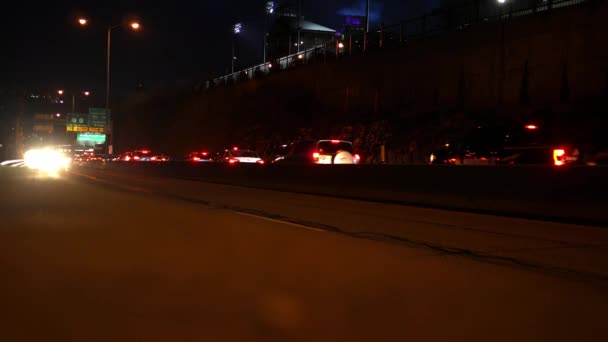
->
{"left": 341, "top": 15, "right": 366, "bottom": 36}
{"left": 267, "top": 3, "right": 336, "bottom": 59}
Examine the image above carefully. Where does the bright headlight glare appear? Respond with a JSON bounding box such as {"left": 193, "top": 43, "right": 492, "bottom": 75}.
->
{"left": 24, "top": 148, "right": 70, "bottom": 172}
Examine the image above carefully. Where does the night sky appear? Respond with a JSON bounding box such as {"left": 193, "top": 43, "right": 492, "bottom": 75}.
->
{"left": 1, "top": 1, "right": 438, "bottom": 98}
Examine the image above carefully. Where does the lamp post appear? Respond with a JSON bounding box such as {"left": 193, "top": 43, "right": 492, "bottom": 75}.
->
{"left": 365, "top": 0, "right": 370, "bottom": 33}
{"left": 78, "top": 18, "right": 140, "bottom": 155}
{"left": 297, "top": 0, "right": 302, "bottom": 53}
{"left": 232, "top": 23, "right": 242, "bottom": 74}
{"left": 264, "top": 1, "right": 275, "bottom": 63}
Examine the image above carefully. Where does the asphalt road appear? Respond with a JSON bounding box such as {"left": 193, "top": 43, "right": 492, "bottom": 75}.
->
{"left": 1, "top": 166, "right": 607, "bottom": 341}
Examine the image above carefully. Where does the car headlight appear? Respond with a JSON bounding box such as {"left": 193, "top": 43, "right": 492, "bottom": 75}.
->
{"left": 24, "top": 148, "right": 71, "bottom": 172}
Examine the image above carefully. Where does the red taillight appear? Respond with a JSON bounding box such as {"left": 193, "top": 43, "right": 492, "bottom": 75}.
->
{"left": 257, "top": 160, "right": 265, "bottom": 164}
{"left": 124, "top": 156, "right": 131, "bottom": 161}
{"left": 134, "top": 156, "right": 140, "bottom": 160}
{"left": 193, "top": 157, "right": 201, "bottom": 161}
{"left": 151, "top": 157, "right": 157, "bottom": 161}
{"left": 228, "top": 159, "right": 239, "bottom": 164}
{"left": 202, "top": 152, "right": 208, "bottom": 156}
{"left": 331, "top": 140, "right": 340, "bottom": 144}
{"left": 354, "top": 154, "right": 360, "bottom": 161}
{"left": 553, "top": 149, "right": 566, "bottom": 166}
{"left": 141, "top": 150, "right": 150, "bottom": 154}
{"left": 312, "top": 152, "right": 320, "bottom": 160}
{"left": 525, "top": 124, "right": 538, "bottom": 130}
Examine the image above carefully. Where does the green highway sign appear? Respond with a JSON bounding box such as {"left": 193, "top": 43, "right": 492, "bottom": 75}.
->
{"left": 66, "top": 113, "right": 88, "bottom": 132}
{"left": 88, "top": 108, "right": 108, "bottom": 132}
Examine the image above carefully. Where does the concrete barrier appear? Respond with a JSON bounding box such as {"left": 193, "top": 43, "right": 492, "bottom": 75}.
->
{"left": 77, "top": 162, "right": 608, "bottom": 226}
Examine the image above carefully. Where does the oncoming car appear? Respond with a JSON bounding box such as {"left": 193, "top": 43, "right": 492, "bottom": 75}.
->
{"left": 274, "top": 139, "right": 360, "bottom": 165}
{"left": 23, "top": 147, "right": 71, "bottom": 172}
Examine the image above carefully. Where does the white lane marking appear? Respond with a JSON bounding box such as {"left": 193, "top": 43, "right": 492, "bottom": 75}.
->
{"left": 11, "top": 162, "right": 25, "bottom": 167}
{"left": 235, "top": 211, "right": 327, "bottom": 233}
{"left": 1, "top": 159, "right": 24, "bottom": 166}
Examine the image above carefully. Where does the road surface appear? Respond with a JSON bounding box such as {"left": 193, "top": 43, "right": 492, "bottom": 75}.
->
{"left": 1, "top": 166, "right": 607, "bottom": 341}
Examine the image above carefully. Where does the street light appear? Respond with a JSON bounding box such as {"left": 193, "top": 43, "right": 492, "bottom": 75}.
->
{"left": 233, "top": 22, "right": 242, "bottom": 34}
{"left": 57, "top": 90, "right": 91, "bottom": 113}
{"left": 266, "top": 1, "right": 275, "bottom": 14}
{"left": 296, "top": 0, "right": 302, "bottom": 53}
{"left": 497, "top": 0, "right": 506, "bottom": 3}
{"left": 78, "top": 16, "right": 141, "bottom": 154}
{"left": 264, "top": 1, "right": 275, "bottom": 63}
{"left": 232, "top": 23, "right": 242, "bottom": 73}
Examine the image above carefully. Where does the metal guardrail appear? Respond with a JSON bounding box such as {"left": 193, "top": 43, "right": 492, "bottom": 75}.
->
{"left": 205, "top": 0, "right": 588, "bottom": 90}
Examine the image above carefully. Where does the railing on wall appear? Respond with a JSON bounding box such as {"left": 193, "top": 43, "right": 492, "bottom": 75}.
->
{"left": 206, "top": 44, "right": 334, "bottom": 89}
{"left": 205, "top": 0, "right": 588, "bottom": 90}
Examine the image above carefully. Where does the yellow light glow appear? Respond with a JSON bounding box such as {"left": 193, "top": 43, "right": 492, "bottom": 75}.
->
{"left": 78, "top": 18, "right": 88, "bottom": 26}
{"left": 57, "top": 90, "right": 64, "bottom": 95}
{"left": 131, "top": 22, "right": 141, "bottom": 30}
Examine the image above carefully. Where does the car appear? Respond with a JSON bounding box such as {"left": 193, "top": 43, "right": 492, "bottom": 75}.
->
{"left": 221, "top": 148, "right": 264, "bottom": 164}
{"left": 102, "top": 154, "right": 118, "bottom": 162}
{"left": 497, "top": 124, "right": 581, "bottom": 166}
{"left": 429, "top": 143, "right": 461, "bottom": 165}
{"left": 187, "top": 151, "right": 213, "bottom": 162}
{"left": 586, "top": 147, "right": 608, "bottom": 166}
{"left": 428, "top": 123, "right": 583, "bottom": 166}
{"left": 151, "top": 154, "right": 170, "bottom": 162}
{"left": 132, "top": 150, "right": 153, "bottom": 161}
{"left": 118, "top": 152, "right": 134, "bottom": 161}
{"left": 273, "top": 139, "right": 360, "bottom": 165}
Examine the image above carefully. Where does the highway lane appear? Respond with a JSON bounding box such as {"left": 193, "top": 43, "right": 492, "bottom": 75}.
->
{"left": 73, "top": 165, "right": 608, "bottom": 281}
{"left": 1, "top": 166, "right": 607, "bottom": 341}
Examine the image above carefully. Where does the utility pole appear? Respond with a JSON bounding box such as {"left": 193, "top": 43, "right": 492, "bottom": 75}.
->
{"left": 263, "top": 15, "right": 267, "bottom": 63}
{"left": 365, "top": 0, "right": 370, "bottom": 33}
{"left": 106, "top": 26, "right": 112, "bottom": 155}
{"left": 231, "top": 23, "right": 241, "bottom": 73}
{"left": 232, "top": 35, "right": 235, "bottom": 73}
